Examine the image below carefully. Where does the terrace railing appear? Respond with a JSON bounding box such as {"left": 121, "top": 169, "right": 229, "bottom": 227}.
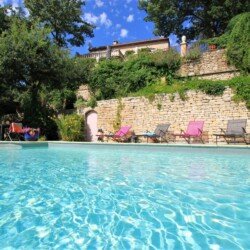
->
{"left": 81, "top": 49, "right": 123, "bottom": 60}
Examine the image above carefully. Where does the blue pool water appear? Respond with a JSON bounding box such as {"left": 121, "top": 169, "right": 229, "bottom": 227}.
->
{"left": 0, "top": 144, "right": 249, "bottom": 249}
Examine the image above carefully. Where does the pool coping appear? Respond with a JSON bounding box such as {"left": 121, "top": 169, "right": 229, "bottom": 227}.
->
{"left": 0, "top": 141, "right": 249, "bottom": 149}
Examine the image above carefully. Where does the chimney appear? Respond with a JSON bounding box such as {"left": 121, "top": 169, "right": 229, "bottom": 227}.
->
{"left": 113, "top": 40, "right": 119, "bottom": 45}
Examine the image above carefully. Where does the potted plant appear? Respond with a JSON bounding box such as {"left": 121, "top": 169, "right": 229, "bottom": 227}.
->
{"left": 209, "top": 44, "right": 217, "bottom": 51}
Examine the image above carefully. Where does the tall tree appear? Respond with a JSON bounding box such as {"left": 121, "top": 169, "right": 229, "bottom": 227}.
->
{"left": 139, "top": 0, "right": 250, "bottom": 40}
{"left": 0, "top": 7, "right": 10, "bottom": 34}
{"left": 0, "top": 19, "right": 68, "bottom": 137}
{"left": 24, "top": 0, "right": 94, "bottom": 47}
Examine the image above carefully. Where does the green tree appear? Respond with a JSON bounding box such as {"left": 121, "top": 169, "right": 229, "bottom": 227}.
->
{"left": 0, "top": 6, "right": 26, "bottom": 34}
{"left": 0, "top": 20, "right": 69, "bottom": 138}
{"left": 0, "top": 7, "right": 10, "bottom": 34}
{"left": 24, "top": 0, "right": 94, "bottom": 47}
{"left": 139, "top": 0, "right": 250, "bottom": 40}
{"left": 226, "top": 13, "right": 250, "bottom": 73}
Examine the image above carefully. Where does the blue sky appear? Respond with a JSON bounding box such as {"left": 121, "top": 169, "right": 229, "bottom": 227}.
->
{"left": 1, "top": 0, "right": 177, "bottom": 55}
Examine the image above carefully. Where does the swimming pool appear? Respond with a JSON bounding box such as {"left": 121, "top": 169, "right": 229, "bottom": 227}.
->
{"left": 0, "top": 144, "right": 249, "bottom": 249}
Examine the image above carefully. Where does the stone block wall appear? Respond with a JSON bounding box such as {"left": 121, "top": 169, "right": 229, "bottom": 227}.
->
{"left": 179, "top": 49, "right": 239, "bottom": 80}
{"left": 78, "top": 88, "right": 250, "bottom": 143}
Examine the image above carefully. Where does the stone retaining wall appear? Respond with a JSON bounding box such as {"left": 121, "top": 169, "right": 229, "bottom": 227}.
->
{"left": 179, "top": 49, "right": 239, "bottom": 80}
{"left": 79, "top": 88, "right": 250, "bottom": 143}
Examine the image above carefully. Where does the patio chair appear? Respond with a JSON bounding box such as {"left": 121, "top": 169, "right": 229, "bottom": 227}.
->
{"left": 104, "top": 126, "right": 132, "bottom": 142}
{"left": 174, "top": 121, "right": 205, "bottom": 144}
{"left": 141, "top": 124, "right": 171, "bottom": 143}
{"left": 214, "top": 119, "right": 248, "bottom": 144}
{"left": 7, "top": 122, "right": 24, "bottom": 141}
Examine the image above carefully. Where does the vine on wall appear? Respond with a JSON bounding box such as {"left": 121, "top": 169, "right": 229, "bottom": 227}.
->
{"left": 113, "top": 98, "right": 124, "bottom": 131}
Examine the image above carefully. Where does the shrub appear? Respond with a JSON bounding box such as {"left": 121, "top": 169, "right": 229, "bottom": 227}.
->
{"left": 204, "top": 13, "right": 250, "bottom": 73}
{"left": 228, "top": 76, "right": 250, "bottom": 108}
{"left": 74, "top": 97, "right": 86, "bottom": 109}
{"left": 185, "top": 45, "right": 202, "bottom": 61}
{"left": 138, "top": 48, "right": 151, "bottom": 53}
{"left": 89, "top": 49, "right": 181, "bottom": 99}
{"left": 86, "top": 96, "right": 97, "bottom": 108}
{"left": 124, "top": 50, "right": 135, "bottom": 57}
{"left": 56, "top": 114, "right": 84, "bottom": 141}
{"left": 198, "top": 82, "right": 226, "bottom": 95}
{"left": 150, "top": 48, "right": 181, "bottom": 80}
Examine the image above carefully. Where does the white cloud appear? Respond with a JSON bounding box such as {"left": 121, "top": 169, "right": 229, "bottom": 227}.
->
{"left": 127, "top": 14, "right": 134, "bottom": 23}
{"left": 84, "top": 12, "right": 99, "bottom": 24}
{"left": 99, "top": 12, "right": 112, "bottom": 27}
{"left": 84, "top": 12, "right": 112, "bottom": 28}
{"left": 126, "top": 0, "right": 132, "bottom": 3}
{"left": 116, "top": 23, "right": 121, "bottom": 28}
{"left": 95, "top": 0, "right": 104, "bottom": 7}
{"left": 120, "top": 29, "right": 128, "bottom": 38}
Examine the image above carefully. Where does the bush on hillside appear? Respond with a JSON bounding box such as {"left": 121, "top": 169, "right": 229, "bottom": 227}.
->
{"left": 204, "top": 13, "right": 250, "bottom": 73}
{"left": 198, "top": 82, "right": 226, "bottom": 95}
{"left": 89, "top": 49, "right": 181, "bottom": 100}
{"left": 185, "top": 44, "right": 202, "bottom": 61}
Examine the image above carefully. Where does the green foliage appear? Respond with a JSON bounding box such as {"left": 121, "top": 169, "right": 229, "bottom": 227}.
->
{"left": 24, "top": 0, "right": 94, "bottom": 47}
{"left": 227, "top": 76, "right": 250, "bottom": 109}
{"left": 89, "top": 49, "right": 181, "bottom": 100}
{"left": 204, "top": 13, "right": 250, "bottom": 73}
{"left": 226, "top": 13, "right": 250, "bottom": 73}
{"left": 198, "top": 81, "right": 226, "bottom": 95}
{"left": 198, "top": 82, "right": 226, "bottom": 96}
{"left": 138, "top": 48, "right": 151, "bottom": 53}
{"left": 178, "top": 89, "right": 188, "bottom": 101}
{"left": 74, "top": 97, "right": 86, "bottom": 109}
{"left": 139, "top": 0, "right": 249, "bottom": 40}
{"left": 38, "top": 135, "right": 47, "bottom": 141}
{"left": 0, "top": 19, "right": 94, "bottom": 138}
{"left": 0, "top": 6, "right": 10, "bottom": 34}
{"left": 74, "top": 96, "right": 97, "bottom": 109}
{"left": 86, "top": 96, "right": 97, "bottom": 109}
{"left": 0, "top": 20, "right": 67, "bottom": 138}
{"left": 46, "top": 89, "right": 76, "bottom": 111}
{"left": 90, "top": 59, "right": 124, "bottom": 99}
{"left": 124, "top": 50, "right": 135, "bottom": 57}
{"left": 56, "top": 114, "right": 84, "bottom": 141}
{"left": 113, "top": 99, "right": 124, "bottom": 131}
{"left": 130, "top": 76, "right": 250, "bottom": 108}
{"left": 0, "top": 20, "right": 67, "bottom": 90}
{"left": 185, "top": 45, "right": 202, "bottom": 61}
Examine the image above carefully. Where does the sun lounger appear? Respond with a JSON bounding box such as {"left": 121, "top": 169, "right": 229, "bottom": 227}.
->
{"left": 214, "top": 119, "right": 248, "bottom": 144}
{"left": 7, "top": 123, "right": 24, "bottom": 141}
{"left": 174, "top": 121, "right": 204, "bottom": 144}
{"left": 139, "top": 124, "right": 171, "bottom": 143}
{"left": 104, "top": 126, "right": 132, "bottom": 142}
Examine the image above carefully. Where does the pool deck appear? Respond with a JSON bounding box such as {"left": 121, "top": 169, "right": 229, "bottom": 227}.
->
{"left": 0, "top": 141, "right": 249, "bottom": 149}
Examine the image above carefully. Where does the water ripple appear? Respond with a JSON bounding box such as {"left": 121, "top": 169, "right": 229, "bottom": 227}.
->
{"left": 0, "top": 146, "right": 249, "bottom": 249}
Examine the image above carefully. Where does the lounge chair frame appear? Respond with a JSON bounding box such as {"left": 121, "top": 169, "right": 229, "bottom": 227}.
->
{"left": 214, "top": 119, "right": 248, "bottom": 144}
{"left": 6, "top": 123, "right": 24, "bottom": 141}
{"left": 174, "top": 121, "right": 205, "bottom": 144}
{"left": 104, "top": 126, "right": 132, "bottom": 142}
{"left": 143, "top": 124, "right": 171, "bottom": 143}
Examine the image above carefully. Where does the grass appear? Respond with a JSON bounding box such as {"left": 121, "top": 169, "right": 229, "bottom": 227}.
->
{"left": 128, "top": 75, "right": 250, "bottom": 108}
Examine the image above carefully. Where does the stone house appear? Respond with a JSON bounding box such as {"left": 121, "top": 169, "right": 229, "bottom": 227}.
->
{"left": 81, "top": 37, "right": 170, "bottom": 61}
